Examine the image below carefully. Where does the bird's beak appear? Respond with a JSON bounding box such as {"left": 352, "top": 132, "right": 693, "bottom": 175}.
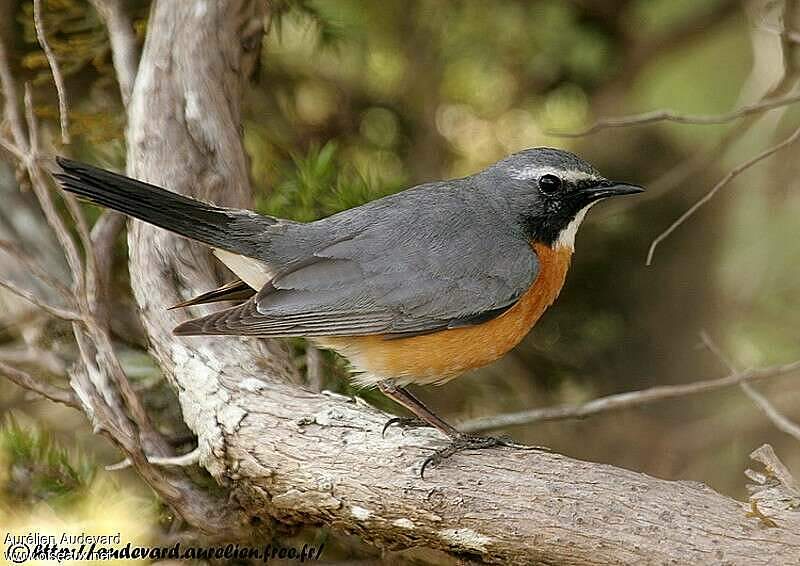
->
{"left": 581, "top": 180, "right": 645, "bottom": 202}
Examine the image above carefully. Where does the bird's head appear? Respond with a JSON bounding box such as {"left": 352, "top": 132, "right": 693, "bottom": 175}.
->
{"left": 480, "top": 147, "right": 644, "bottom": 249}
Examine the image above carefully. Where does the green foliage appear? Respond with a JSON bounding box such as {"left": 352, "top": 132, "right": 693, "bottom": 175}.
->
{"left": 18, "top": 0, "right": 112, "bottom": 80}
{"left": 16, "top": 0, "right": 147, "bottom": 145}
{"left": 257, "top": 142, "right": 394, "bottom": 221}
{"left": 0, "top": 415, "right": 95, "bottom": 508}
{"left": 269, "top": 0, "right": 347, "bottom": 49}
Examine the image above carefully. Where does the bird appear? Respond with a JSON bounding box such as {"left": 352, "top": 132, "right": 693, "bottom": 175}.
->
{"left": 54, "top": 148, "right": 643, "bottom": 476}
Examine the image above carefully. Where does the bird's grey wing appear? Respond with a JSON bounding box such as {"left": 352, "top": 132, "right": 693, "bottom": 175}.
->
{"left": 174, "top": 201, "right": 539, "bottom": 338}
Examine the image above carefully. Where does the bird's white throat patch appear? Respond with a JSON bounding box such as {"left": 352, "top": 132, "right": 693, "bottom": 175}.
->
{"left": 554, "top": 203, "right": 595, "bottom": 250}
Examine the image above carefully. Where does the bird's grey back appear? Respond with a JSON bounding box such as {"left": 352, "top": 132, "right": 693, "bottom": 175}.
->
{"left": 237, "top": 177, "right": 540, "bottom": 337}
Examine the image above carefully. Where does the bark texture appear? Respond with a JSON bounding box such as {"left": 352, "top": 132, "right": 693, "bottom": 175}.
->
{"left": 123, "top": 1, "right": 800, "bottom": 564}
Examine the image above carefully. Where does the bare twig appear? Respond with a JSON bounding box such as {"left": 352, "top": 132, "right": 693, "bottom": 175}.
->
{"left": 89, "top": 211, "right": 125, "bottom": 325}
{"left": 22, "top": 85, "right": 84, "bottom": 292}
{"left": 88, "top": 0, "right": 139, "bottom": 106}
{"left": 0, "top": 239, "right": 73, "bottom": 300}
{"left": 0, "top": 360, "right": 78, "bottom": 408}
{"left": 0, "top": 42, "right": 28, "bottom": 152}
{"left": 700, "top": 332, "right": 800, "bottom": 443}
{"left": 646, "top": 123, "right": 800, "bottom": 265}
{"left": 742, "top": 382, "right": 800, "bottom": 441}
{"left": 459, "top": 359, "right": 800, "bottom": 432}
{"left": 0, "top": 275, "right": 81, "bottom": 321}
{"left": 106, "top": 447, "right": 201, "bottom": 471}
{"left": 0, "top": 135, "right": 26, "bottom": 161}
{"left": 698, "top": 331, "right": 738, "bottom": 373}
{"left": 552, "top": 92, "right": 800, "bottom": 137}
{"left": 32, "top": 0, "right": 70, "bottom": 144}
{"left": 0, "top": 345, "right": 65, "bottom": 376}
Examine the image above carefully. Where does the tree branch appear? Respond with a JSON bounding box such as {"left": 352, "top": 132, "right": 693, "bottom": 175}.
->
{"left": 89, "top": 0, "right": 139, "bottom": 106}
{"left": 742, "top": 382, "right": 800, "bottom": 442}
{"left": 701, "top": 332, "right": 800, "bottom": 443}
{"left": 32, "top": 0, "right": 70, "bottom": 144}
{"left": 551, "top": 92, "right": 800, "bottom": 137}
{"left": 0, "top": 360, "right": 78, "bottom": 408}
{"left": 0, "top": 275, "right": 81, "bottom": 320}
{"left": 459, "top": 359, "right": 800, "bottom": 432}
{"left": 646, "top": 123, "right": 800, "bottom": 265}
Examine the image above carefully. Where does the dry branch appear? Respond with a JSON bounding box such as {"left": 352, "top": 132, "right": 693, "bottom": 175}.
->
{"left": 0, "top": 275, "right": 80, "bottom": 320}
{"left": 89, "top": 0, "right": 139, "bottom": 105}
{"left": 646, "top": 123, "right": 800, "bottom": 265}
{"left": 32, "top": 0, "right": 70, "bottom": 144}
{"left": 743, "top": 382, "right": 800, "bottom": 442}
{"left": 552, "top": 91, "right": 800, "bottom": 137}
{"left": 701, "top": 332, "right": 800, "bottom": 443}
{"left": 0, "top": 360, "right": 78, "bottom": 408}
{"left": 460, "top": 358, "right": 800, "bottom": 432}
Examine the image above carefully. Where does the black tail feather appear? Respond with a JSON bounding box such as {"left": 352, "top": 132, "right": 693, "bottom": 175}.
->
{"left": 168, "top": 278, "right": 255, "bottom": 310}
{"left": 54, "top": 157, "right": 274, "bottom": 257}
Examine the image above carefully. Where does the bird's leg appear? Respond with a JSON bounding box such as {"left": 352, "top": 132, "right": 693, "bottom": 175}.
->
{"left": 378, "top": 382, "right": 460, "bottom": 437}
{"left": 378, "top": 382, "right": 546, "bottom": 478}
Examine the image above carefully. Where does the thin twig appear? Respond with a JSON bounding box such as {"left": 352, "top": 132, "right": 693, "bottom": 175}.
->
{"left": 22, "top": 84, "right": 85, "bottom": 296}
{"left": 459, "top": 359, "right": 800, "bottom": 432}
{"left": 646, "top": 123, "right": 800, "bottom": 266}
{"left": 0, "top": 345, "right": 65, "bottom": 376}
{"left": 700, "top": 332, "right": 800, "bottom": 443}
{"left": 106, "top": 447, "right": 201, "bottom": 471}
{"left": 742, "top": 383, "right": 800, "bottom": 441}
{"left": 551, "top": 92, "right": 800, "bottom": 137}
{"left": 0, "top": 360, "right": 78, "bottom": 408}
{"left": 0, "top": 239, "right": 74, "bottom": 300}
{"left": 88, "top": 0, "right": 139, "bottom": 106}
{"left": 698, "top": 331, "right": 738, "bottom": 373}
{"left": 0, "top": 39, "right": 29, "bottom": 152}
{"left": 32, "top": 0, "right": 70, "bottom": 144}
{"left": 0, "top": 135, "right": 26, "bottom": 161}
{"left": 0, "top": 276, "right": 81, "bottom": 321}
{"left": 89, "top": 211, "right": 125, "bottom": 325}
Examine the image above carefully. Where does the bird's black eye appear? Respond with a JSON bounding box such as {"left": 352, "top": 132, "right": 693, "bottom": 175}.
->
{"left": 538, "top": 174, "right": 562, "bottom": 195}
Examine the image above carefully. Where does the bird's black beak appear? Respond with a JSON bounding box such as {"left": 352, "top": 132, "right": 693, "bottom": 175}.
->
{"left": 580, "top": 180, "right": 645, "bottom": 203}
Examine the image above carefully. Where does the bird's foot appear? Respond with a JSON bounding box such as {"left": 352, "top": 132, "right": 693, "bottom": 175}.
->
{"left": 420, "top": 433, "right": 546, "bottom": 479}
{"left": 381, "top": 416, "right": 431, "bottom": 437}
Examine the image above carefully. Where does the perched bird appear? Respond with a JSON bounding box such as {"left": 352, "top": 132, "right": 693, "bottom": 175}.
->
{"left": 55, "top": 148, "right": 642, "bottom": 475}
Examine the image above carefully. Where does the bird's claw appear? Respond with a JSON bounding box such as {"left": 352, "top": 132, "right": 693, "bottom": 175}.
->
{"left": 419, "top": 433, "right": 549, "bottom": 479}
{"left": 381, "top": 416, "right": 430, "bottom": 437}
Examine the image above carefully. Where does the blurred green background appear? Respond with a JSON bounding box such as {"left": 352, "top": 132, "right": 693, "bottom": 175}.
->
{"left": 1, "top": 0, "right": 799, "bottom": 561}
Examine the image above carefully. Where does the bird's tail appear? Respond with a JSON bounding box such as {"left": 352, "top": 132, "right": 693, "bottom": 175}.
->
{"left": 54, "top": 157, "right": 276, "bottom": 258}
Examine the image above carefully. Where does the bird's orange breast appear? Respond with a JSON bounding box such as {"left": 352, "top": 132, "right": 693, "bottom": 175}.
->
{"left": 319, "top": 243, "right": 572, "bottom": 387}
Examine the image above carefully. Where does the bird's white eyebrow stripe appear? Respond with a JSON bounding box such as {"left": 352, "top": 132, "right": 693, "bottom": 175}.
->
{"left": 509, "top": 166, "right": 600, "bottom": 182}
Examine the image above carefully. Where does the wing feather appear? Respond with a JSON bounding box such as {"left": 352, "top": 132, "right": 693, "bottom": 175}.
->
{"left": 173, "top": 184, "right": 541, "bottom": 339}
